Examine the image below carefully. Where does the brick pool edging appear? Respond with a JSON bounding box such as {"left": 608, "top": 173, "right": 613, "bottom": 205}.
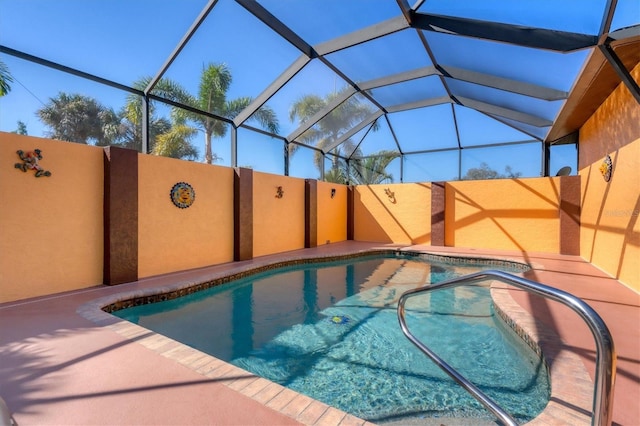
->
{"left": 491, "top": 285, "right": 593, "bottom": 425}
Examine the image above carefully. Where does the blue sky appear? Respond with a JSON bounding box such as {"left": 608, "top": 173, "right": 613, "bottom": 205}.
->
{"left": 1, "top": 0, "right": 638, "bottom": 181}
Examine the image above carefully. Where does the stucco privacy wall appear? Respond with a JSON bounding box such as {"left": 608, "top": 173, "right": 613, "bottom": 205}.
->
{"left": 445, "top": 178, "right": 561, "bottom": 252}
{"left": 579, "top": 63, "right": 640, "bottom": 291}
{"left": 353, "top": 183, "right": 432, "bottom": 244}
{"left": 0, "top": 133, "right": 104, "bottom": 303}
{"left": 317, "top": 181, "right": 347, "bottom": 245}
{"left": 252, "top": 171, "right": 305, "bottom": 258}
{"left": 138, "top": 154, "right": 234, "bottom": 279}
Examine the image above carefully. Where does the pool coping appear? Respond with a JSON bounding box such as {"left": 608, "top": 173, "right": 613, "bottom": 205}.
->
{"left": 490, "top": 285, "right": 592, "bottom": 425}
{"left": 76, "top": 248, "right": 593, "bottom": 426}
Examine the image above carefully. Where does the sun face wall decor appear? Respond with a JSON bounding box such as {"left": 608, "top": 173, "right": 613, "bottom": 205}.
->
{"left": 170, "top": 182, "right": 195, "bottom": 208}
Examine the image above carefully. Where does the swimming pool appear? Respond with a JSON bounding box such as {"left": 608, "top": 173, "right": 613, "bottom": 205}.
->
{"left": 113, "top": 253, "right": 550, "bottom": 423}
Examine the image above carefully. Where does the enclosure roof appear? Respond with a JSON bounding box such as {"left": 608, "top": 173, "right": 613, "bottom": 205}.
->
{"left": 1, "top": 0, "right": 639, "bottom": 166}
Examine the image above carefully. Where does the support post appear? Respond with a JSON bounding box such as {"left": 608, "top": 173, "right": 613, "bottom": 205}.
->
{"left": 141, "top": 96, "right": 150, "bottom": 154}
{"left": 284, "top": 140, "right": 290, "bottom": 176}
{"left": 103, "top": 146, "right": 138, "bottom": 285}
{"left": 559, "top": 175, "right": 581, "bottom": 255}
{"left": 234, "top": 167, "right": 253, "bottom": 261}
{"left": 305, "top": 179, "right": 318, "bottom": 248}
{"left": 431, "top": 182, "right": 446, "bottom": 246}
{"left": 231, "top": 126, "right": 238, "bottom": 167}
{"left": 347, "top": 186, "right": 355, "bottom": 240}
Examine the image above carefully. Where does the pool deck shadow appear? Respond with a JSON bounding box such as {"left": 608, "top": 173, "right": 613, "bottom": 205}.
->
{"left": 1, "top": 241, "right": 638, "bottom": 425}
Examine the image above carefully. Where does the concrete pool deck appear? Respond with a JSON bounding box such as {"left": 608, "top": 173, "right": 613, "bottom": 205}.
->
{"left": 1, "top": 242, "right": 638, "bottom": 425}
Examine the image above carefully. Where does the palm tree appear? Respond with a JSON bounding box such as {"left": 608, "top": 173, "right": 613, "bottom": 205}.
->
{"left": 120, "top": 65, "right": 277, "bottom": 163}
{"left": 120, "top": 77, "right": 194, "bottom": 155}
{"left": 178, "top": 63, "right": 279, "bottom": 164}
{"left": 350, "top": 150, "right": 399, "bottom": 184}
{"left": 37, "top": 92, "right": 119, "bottom": 145}
{"left": 0, "top": 60, "right": 12, "bottom": 97}
{"left": 289, "top": 89, "right": 377, "bottom": 178}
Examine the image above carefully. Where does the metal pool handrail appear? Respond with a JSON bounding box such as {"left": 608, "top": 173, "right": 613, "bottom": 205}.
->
{"left": 397, "top": 269, "right": 616, "bottom": 426}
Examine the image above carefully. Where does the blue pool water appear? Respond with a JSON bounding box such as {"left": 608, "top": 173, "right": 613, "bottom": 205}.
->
{"left": 114, "top": 255, "right": 550, "bottom": 423}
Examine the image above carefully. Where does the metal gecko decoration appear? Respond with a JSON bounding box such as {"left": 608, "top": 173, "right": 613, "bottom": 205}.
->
{"left": 384, "top": 187, "right": 396, "bottom": 203}
{"left": 14, "top": 149, "right": 52, "bottom": 177}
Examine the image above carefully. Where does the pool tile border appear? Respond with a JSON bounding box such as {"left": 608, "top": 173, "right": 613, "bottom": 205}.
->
{"left": 77, "top": 249, "right": 591, "bottom": 425}
{"left": 97, "top": 249, "right": 529, "bottom": 314}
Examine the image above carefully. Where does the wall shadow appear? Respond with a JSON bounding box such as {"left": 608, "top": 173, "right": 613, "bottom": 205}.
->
{"left": 353, "top": 187, "right": 394, "bottom": 242}
{"left": 447, "top": 180, "right": 559, "bottom": 253}
{"left": 356, "top": 185, "right": 431, "bottom": 244}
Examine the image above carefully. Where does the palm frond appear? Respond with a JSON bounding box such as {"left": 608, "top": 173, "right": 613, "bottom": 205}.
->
{"left": 324, "top": 166, "right": 348, "bottom": 184}
{"left": 350, "top": 150, "right": 399, "bottom": 184}
{"left": 0, "top": 60, "right": 13, "bottom": 97}
{"left": 289, "top": 95, "right": 325, "bottom": 123}
{"left": 153, "top": 124, "right": 199, "bottom": 160}
{"left": 252, "top": 105, "right": 280, "bottom": 134}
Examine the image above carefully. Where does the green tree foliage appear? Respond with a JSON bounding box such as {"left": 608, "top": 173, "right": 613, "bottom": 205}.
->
{"left": 120, "top": 77, "right": 196, "bottom": 158}
{"left": 0, "top": 60, "right": 12, "bottom": 97}
{"left": 13, "top": 121, "right": 28, "bottom": 135}
{"left": 36, "top": 92, "right": 119, "bottom": 145}
{"left": 287, "top": 90, "right": 403, "bottom": 184}
{"left": 462, "top": 162, "right": 522, "bottom": 180}
{"left": 34, "top": 64, "right": 277, "bottom": 162}
{"left": 152, "top": 124, "right": 198, "bottom": 160}
{"left": 323, "top": 166, "right": 348, "bottom": 184}
{"left": 321, "top": 150, "right": 399, "bottom": 185}
{"left": 289, "top": 89, "right": 376, "bottom": 175}
{"left": 350, "top": 150, "right": 399, "bottom": 184}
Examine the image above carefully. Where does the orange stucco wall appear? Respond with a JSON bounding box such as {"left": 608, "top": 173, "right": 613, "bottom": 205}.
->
{"left": 253, "top": 172, "right": 305, "bottom": 257}
{"left": 445, "top": 178, "right": 561, "bottom": 252}
{"left": 353, "top": 183, "right": 431, "bottom": 244}
{"left": 138, "top": 154, "right": 234, "bottom": 278}
{"left": 579, "top": 64, "right": 640, "bottom": 291}
{"left": 4, "top": 60, "right": 637, "bottom": 300}
{"left": 317, "top": 181, "right": 347, "bottom": 245}
{"left": 0, "top": 133, "right": 104, "bottom": 303}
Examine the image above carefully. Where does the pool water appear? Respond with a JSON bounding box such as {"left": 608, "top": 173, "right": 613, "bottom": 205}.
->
{"left": 114, "top": 255, "right": 550, "bottom": 423}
